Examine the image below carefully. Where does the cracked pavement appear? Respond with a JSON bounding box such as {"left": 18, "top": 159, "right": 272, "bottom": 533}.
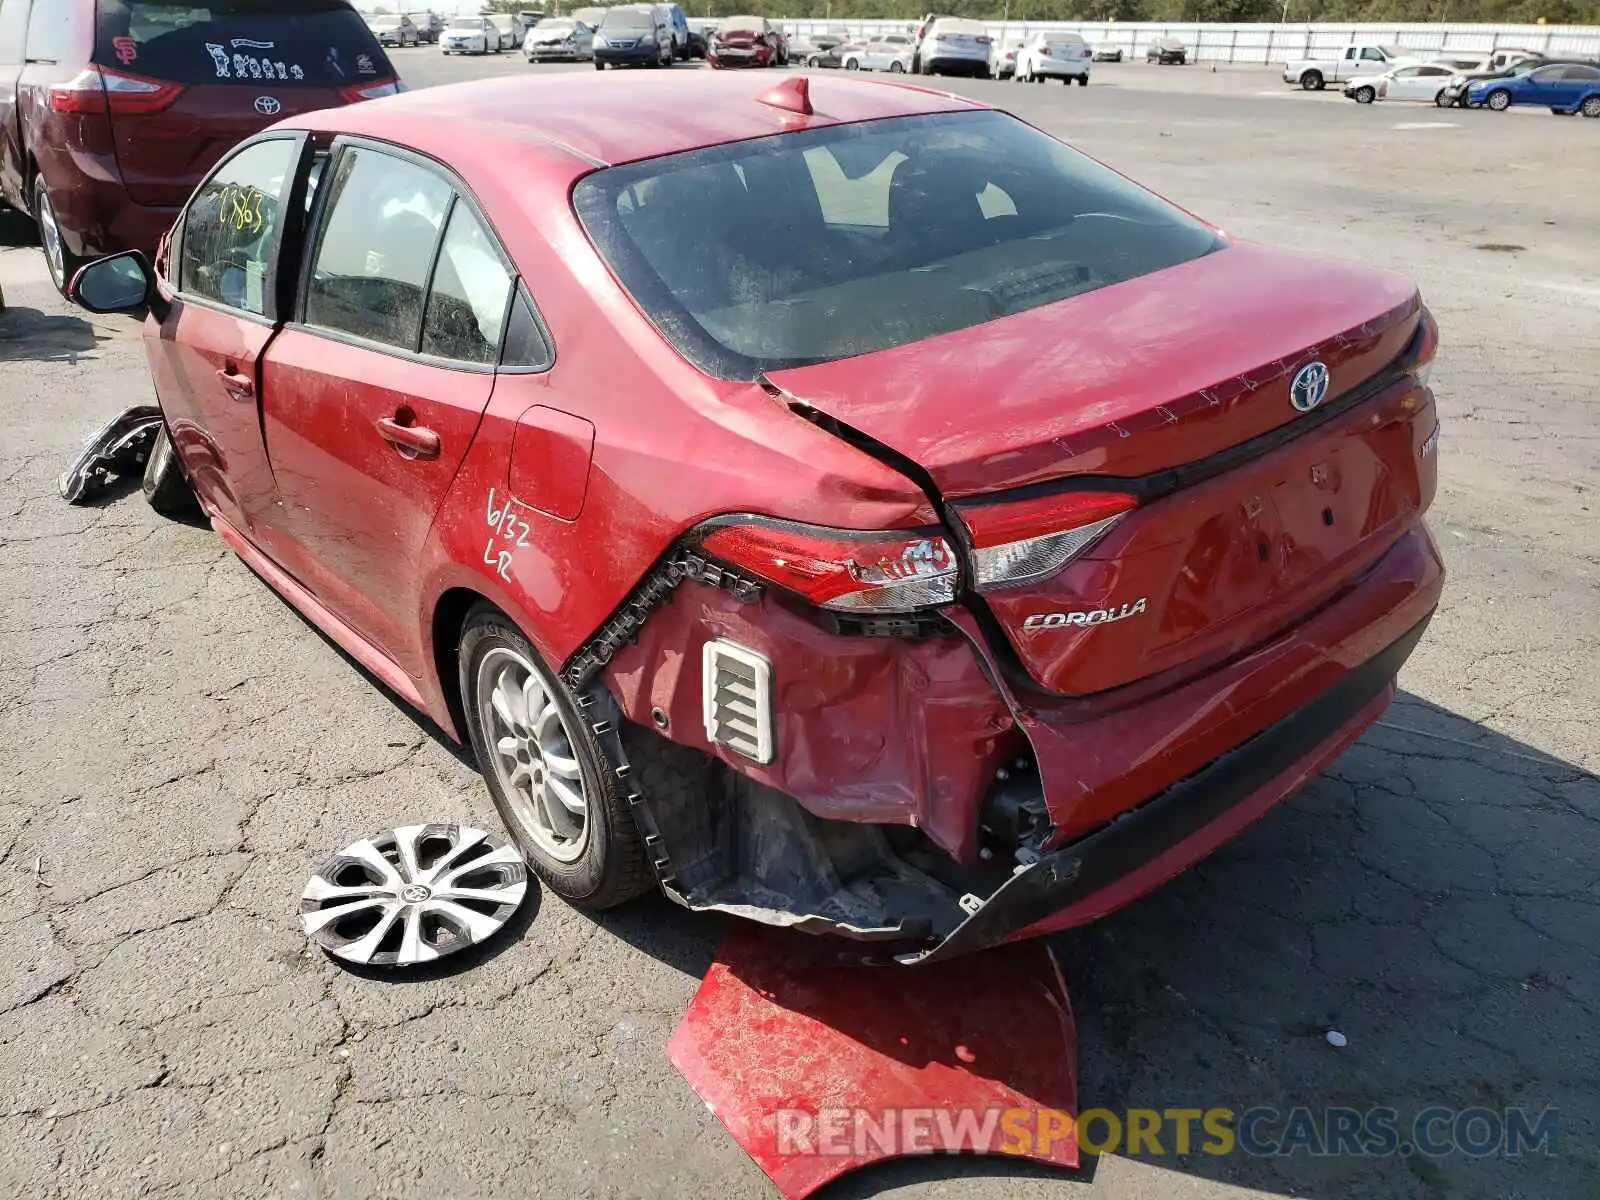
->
{"left": 1, "top": 61, "right": 1596, "bottom": 1200}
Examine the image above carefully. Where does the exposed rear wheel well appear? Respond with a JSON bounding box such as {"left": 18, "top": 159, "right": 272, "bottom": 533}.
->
{"left": 431, "top": 586, "right": 490, "bottom": 741}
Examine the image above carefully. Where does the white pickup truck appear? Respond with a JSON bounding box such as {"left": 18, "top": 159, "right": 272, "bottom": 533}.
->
{"left": 1283, "top": 43, "right": 1418, "bottom": 90}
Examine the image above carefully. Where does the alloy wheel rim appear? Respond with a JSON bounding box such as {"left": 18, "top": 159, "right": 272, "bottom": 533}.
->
{"left": 477, "top": 647, "right": 590, "bottom": 863}
{"left": 36, "top": 188, "right": 64, "bottom": 288}
{"left": 300, "top": 824, "right": 527, "bottom": 966}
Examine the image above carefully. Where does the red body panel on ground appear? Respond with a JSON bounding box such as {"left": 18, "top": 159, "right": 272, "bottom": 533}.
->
{"left": 668, "top": 924, "right": 1079, "bottom": 1198}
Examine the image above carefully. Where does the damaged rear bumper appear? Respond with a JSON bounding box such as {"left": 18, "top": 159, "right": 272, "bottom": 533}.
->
{"left": 601, "top": 523, "right": 1442, "bottom": 964}
{"left": 899, "top": 610, "right": 1429, "bottom": 963}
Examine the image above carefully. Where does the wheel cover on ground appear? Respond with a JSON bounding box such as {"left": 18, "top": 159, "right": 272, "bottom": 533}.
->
{"left": 299, "top": 824, "right": 527, "bottom": 966}
{"left": 476, "top": 646, "right": 591, "bottom": 863}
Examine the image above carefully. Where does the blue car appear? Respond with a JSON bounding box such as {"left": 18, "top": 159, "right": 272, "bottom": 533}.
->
{"left": 1466, "top": 62, "right": 1600, "bottom": 116}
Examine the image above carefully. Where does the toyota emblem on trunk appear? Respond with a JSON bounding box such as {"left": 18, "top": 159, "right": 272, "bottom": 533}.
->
{"left": 254, "top": 95, "right": 281, "bottom": 116}
{"left": 1289, "top": 361, "right": 1330, "bottom": 413}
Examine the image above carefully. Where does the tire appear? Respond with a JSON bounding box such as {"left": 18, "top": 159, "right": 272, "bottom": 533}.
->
{"left": 1435, "top": 91, "right": 1450, "bottom": 107}
{"left": 594, "top": 60, "right": 604, "bottom": 70}
{"left": 1078, "top": 74, "right": 1089, "bottom": 86}
{"left": 142, "top": 423, "right": 199, "bottom": 518}
{"left": 1354, "top": 86, "right": 1375, "bottom": 104}
{"left": 844, "top": 58, "right": 859, "bottom": 70}
{"left": 807, "top": 55, "right": 821, "bottom": 67}
{"left": 1486, "top": 89, "right": 1511, "bottom": 111}
{"left": 1302, "top": 70, "right": 1323, "bottom": 91}
{"left": 1581, "top": 96, "right": 1600, "bottom": 118}
{"left": 459, "top": 605, "right": 653, "bottom": 910}
{"left": 32, "top": 176, "right": 83, "bottom": 299}
{"left": 889, "top": 61, "right": 904, "bottom": 73}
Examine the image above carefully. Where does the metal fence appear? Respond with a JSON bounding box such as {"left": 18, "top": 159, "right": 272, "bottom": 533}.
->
{"left": 776, "top": 20, "right": 1600, "bottom": 65}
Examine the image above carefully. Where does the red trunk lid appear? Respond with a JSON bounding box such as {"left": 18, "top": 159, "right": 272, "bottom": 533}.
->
{"left": 765, "top": 243, "right": 1436, "bottom": 696}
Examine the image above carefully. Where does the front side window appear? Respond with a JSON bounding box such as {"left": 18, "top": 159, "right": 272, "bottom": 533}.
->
{"left": 304, "top": 146, "right": 451, "bottom": 350}
{"left": 574, "top": 110, "right": 1220, "bottom": 380}
{"left": 420, "top": 202, "right": 514, "bottom": 365}
{"left": 179, "top": 137, "right": 298, "bottom": 315}
{"left": 1361, "top": 48, "right": 1384, "bottom": 61}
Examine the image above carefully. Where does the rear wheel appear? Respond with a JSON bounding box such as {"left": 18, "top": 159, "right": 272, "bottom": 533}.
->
{"left": 889, "top": 61, "right": 905, "bottom": 73}
{"left": 1486, "top": 89, "right": 1511, "bottom": 111}
{"left": 459, "top": 606, "right": 653, "bottom": 910}
{"left": 1435, "top": 91, "right": 1450, "bottom": 106}
{"left": 32, "top": 176, "right": 82, "bottom": 298}
{"left": 844, "top": 57, "right": 859, "bottom": 70}
{"left": 1077, "top": 74, "right": 1089, "bottom": 86}
{"left": 1353, "top": 85, "right": 1375, "bottom": 104}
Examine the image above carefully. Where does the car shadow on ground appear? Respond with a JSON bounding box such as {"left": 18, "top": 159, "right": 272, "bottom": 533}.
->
{"left": 0, "top": 304, "right": 101, "bottom": 364}
{"left": 597, "top": 691, "right": 1598, "bottom": 1198}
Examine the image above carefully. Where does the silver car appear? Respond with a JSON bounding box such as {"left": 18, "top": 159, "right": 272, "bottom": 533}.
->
{"left": 525, "top": 17, "right": 595, "bottom": 61}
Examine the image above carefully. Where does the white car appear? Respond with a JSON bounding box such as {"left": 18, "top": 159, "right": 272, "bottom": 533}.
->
{"left": 916, "top": 17, "right": 991, "bottom": 77}
{"left": 1343, "top": 62, "right": 1456, "bottom": 104}
{"left": 1014, "top": 32, "right": 1092, "bottom": 85}
{"left": 441, "top": 16, "right": 497, "bottom": 55}
{"left": 990, "top": 35, "right": 1024, "bottom": 79}
{"left": 525, "top": 17, "right": 595, "bottom": 61}
{"left": 842, "top": 37, "right": 912, "bottom": 72}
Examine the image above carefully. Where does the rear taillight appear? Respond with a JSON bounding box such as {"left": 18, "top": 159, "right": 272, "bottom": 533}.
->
{"left": 50, "top": 66, "right": 183, "bottom": 115}
{"left": 340, "top": 78, "right": 403, "bottom": 103}
{"left": 934, "top": 33, "right": 949, "bottom": 42}
{"left": 976, "top": 36, "right": 992, "bottom": 44}
{"left": 1080, "top": 47, "right": 1092, "bottom": 58}
{"left": 700, "top": 518, "right": 959, "bottom": 612}
{"left": 1039, "top": 46, "right": 1052, "bottom": 56}
{"left": 959, "top": 491, "right": 1138, "bottom": 591}
{"left": 1406, "top": 305, "right": 1438, "bottom": 388}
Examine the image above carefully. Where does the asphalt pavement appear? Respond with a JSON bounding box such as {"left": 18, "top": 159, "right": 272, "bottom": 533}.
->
{"left": 1, "top": 52, "right": 1596, "bottom": 1200}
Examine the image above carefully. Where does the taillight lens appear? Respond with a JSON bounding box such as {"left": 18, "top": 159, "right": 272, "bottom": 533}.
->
{"left": 50, "top": 66, "right": 183, "bottom": 115}
{"left": 1039, "top": 46, "right": 1052, "bottom": 56}
{"left": 1407, "top": 305, "right": 1438, "bottom": 388}
{"left": 701, "top": 519, "right": 959, "bottom": 612}
{"left": 960, "top": 491, "right": 1138, "bottom": 591}
{"left": 340, "top": 78, "right": 403, "bottom": 103}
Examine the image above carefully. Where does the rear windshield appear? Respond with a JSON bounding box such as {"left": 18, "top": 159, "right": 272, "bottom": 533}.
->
{"left": 94, "top": 0, "right": 393, "bottom": 86}
{"left": 573, "top": 110, "right": 1220, "bottom": 380}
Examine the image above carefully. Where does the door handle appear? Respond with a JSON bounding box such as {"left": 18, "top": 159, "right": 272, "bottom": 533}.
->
{"left": 376, "top": 416, "right": 441, "bottom": 460}
{"left": 216, "top": 367, "right": 253, "bottom": 399}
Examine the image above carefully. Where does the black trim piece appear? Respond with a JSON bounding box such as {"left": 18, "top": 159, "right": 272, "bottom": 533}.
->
{"left": 902, "top": 610, "right": 1433, "bottom": 964}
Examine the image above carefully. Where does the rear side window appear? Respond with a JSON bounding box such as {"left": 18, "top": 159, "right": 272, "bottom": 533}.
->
{"left": 574, "top": 110, "right": 1220, "bottom": 380}
{"left": 304, "top": 147, "right": 451, "bottom": 350}
{"left": 420, "top": 203, "right": 514, "bottom": 366}
{"left": 93, "top": 0, "right": 393, "bottom": 86}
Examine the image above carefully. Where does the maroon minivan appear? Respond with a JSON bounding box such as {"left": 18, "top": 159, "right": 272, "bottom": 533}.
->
{"left": 0, "top": 0, "right": 398, "bottom": 293}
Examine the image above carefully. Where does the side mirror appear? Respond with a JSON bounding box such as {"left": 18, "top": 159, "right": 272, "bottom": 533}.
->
{"left": 69, "top": 251, "right": 154, "bottom": 314}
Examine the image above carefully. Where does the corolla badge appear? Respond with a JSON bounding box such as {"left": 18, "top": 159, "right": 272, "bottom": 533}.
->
{"left": 254, "top": 95, "right": 282, "bottom": 116}
{"left": 1023, "top": 598, "right": 1147, "bottom": 630}
{"left": 1289, "top": 361, "right": 1331, "bottom": 413}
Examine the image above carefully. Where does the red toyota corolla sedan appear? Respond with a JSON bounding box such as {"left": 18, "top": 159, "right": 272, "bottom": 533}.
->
{"left": 71, "top": 71, "right": 1443, "bottom": 965}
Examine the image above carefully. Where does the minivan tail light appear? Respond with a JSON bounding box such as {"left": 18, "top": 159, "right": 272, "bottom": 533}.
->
{"left": 50, "top": 67, "right": 183, "bottom": 115}
{"left": 960, "top": 491, "right": 1138, "bottom": 591}
{"left": 700, "top": 519, "right": 959, "bottom": 612}
{"left": 340, "top": 78, "right": 403, "bottom": 103}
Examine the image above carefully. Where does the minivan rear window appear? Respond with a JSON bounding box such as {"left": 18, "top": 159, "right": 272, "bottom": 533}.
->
{"left": 94, "top": 0, "right": 393, "bottom": 87}
{"left": 573, "top": 110, "right": 1221, "bottom": 380}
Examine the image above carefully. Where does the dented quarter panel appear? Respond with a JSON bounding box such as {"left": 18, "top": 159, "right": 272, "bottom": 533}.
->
{"left": 603, "top": 584, "right": 1017, "bottom": 864}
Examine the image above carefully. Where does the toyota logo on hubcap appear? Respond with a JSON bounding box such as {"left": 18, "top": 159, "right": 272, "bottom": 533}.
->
{"left": 1289, "top": 361, "right": 1331, "bottom": 413}
{"left": 254, "top": 95, "right": 281, "bottom": 116}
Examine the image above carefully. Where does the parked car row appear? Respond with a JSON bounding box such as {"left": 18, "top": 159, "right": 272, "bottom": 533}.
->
{"left": 1317, "top": 43, "right": 1600, "bottom": 117}
{"left": 0, "top": 0, "right": 399, "bottom": 295}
